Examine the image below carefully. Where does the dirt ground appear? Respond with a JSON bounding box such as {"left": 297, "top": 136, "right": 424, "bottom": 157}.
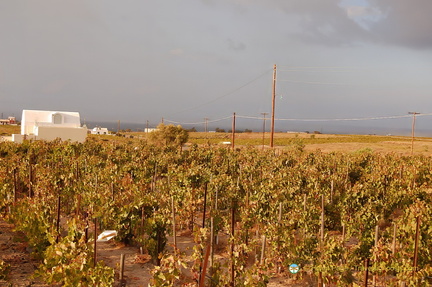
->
{"left": 0, "top": 219, "right": 48, "bottom": 286}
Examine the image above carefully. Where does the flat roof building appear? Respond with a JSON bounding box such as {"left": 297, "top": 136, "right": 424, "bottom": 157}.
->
{"left": 13, "top": 110, "right": 87, "bottom": 143}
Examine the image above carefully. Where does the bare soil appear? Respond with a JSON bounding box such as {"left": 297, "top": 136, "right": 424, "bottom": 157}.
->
{"left": 0, "top": 219, "right": 47, "bottom": 286}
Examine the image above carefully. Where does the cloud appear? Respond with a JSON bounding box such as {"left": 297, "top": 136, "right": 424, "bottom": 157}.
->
{"left": 367, "top": 0, "right": 432, "bottom": 49}
{"left": 169, "top": 49, "right": 184, "bottom": 56}
{"left": 227, "top": 39, "right": 246, "bottom": 51}
{"left": 214, "top": 0, "right": 432, "bottom": 49}
{"left": 341, "top": 3, "right": 385, "bottom": 30}
{"left": 41, "top": 79, "right": 68, "bottom": 95}
{"left": 287, "top": 0, "right": 432, "bottom": 49}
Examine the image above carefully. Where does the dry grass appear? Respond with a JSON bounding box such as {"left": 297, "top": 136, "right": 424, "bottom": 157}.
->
{"left": 92, "top": 130, "right": 432, "bottom": 156}
{"left": 187, "top": 132, "right": 432, "bottom": 156}
{"left": 4, "top": 126, "right": 432, "bottom": 156}
{"left": 0, "top": 125, "right": 19, "bottom": 136}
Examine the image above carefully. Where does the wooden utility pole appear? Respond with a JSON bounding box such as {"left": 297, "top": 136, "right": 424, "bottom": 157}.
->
{"left": 146, "top": 120, "right": 149, "bottom": 133}
{"left": 409, "top": 112, "right": 420, "bottom": 155}
{"left": 204, "top": 118, "right": 208, "bottom": 133}
{"left": 261, "top": 112, "right": 268, "bottom": 150}
{"left": 231, "top": 113, "right": 236, "bottom": 150}
{"left": 270, "top": 64, "right": 277, "bottom": 148}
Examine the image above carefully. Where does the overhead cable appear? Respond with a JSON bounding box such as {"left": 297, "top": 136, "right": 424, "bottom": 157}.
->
{"left": 164, "top": 116, "right": 232, "bottom": 125}
{"left": 167, "top": 68, "right": 272, "bottom": 116}
{"left": 236, "top": 113, "right": 432, "bottom": 122}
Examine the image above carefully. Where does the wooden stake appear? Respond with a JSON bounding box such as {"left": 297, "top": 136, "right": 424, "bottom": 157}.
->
{"left": 13, "top": 168, "right": 17, "bottom": 205}
{"left": 28, "top": 161, "right": 33, "bottom": 198}
{"left": 373, "top": 225, "right": 379, "bottom": 286}
{"left": 119, "top": 254, "right": 126, "bottom": 283}
{"left": 199, "top": 242, "right": 211, "bottom": 287}
{"left": 342, "top": 224, "right": 346, "bottom": 243}
{"left": 330, "top": 180, "right": 334, "bottom": 203}
{"left": 75, "top": 161, "right": 79, "bottom": 180}
{"left": 230, "top": 200, "right": 236, "bottom": 287}
{"left": 278, "top": 202, "right": 283, "bottom": 224}
{"left": 318, "top": 272, "right": 323, "bottom": 287}
{"left": 214, "top": 189, "right": 219, "bottom": 245}
{"left": 141, "top": 207, "right": 145, "bottom": 235}
{"left": 189, "top": 187, "right": 195, "bottom": 231}
{"left": 202, "top": 183, "right": 208, "bottom": 228}
{"left": 111, "top": 182, "right": 115, "bottom": 201}
{"left": 392, "top": 223, "right": 397, "bottom": 256}
{"left": 172, "top": 197, "right": 177, "bottom": 250}
{"left": 94, "top": 218, "right": 97, "bottom": 267}
{"left": 320, "top": 195, "right": 325, "bottom": 242}
{"left": 375, "top": 225, "right": 379, "bottom": 245}
{"left": 260, "top": 235, "right": 266, "bottom": 265}
{"left": 76, "top": 193, "right": 81, "bottom": 218}
{"left": 210, "top": 217, "right": 214, "bottom": 280}
{"left": 303, "top": 194, "right": 307, "bottom": 212}
{"left": 56, "top": 194, "right": 61, "bottom": 243}
{"left": 364, "top": 258, "right": 370, "bottom": 287}
{"left": 84, "top": 212, "right": 89, "bottom": 243}
{"left": 413, "top": 216, "right": 420, "bottom": 275}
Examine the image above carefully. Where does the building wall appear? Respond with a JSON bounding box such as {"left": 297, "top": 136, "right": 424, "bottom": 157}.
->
{"left": 36, "top": 126, "right": 87, "bottom": 143}
{"left": 91, "top": 127, "right": 109, "bottom": 135}
{"left": 21, "top": 110, "right": 81, "bottom": 135}
{"left": 12, "top": 134, "right": 36, "bottom": 144}
{"left": 15, "top": 109, "right": 87, "bottom": 143}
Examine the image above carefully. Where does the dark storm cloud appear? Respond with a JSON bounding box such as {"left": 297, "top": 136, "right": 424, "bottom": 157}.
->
{"left": 368, "top": 0, "right": 432, "bottom": 49}
{"left": 283, "top": 0, "right": 432, "bottom": 49}
{"left": 217, "top": 0, "right": 432, "bottom": 49}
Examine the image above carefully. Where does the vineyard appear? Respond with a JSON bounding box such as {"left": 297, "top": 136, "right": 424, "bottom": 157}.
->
{"left": 1, "top": 135, "right": 432, "bottom": 286}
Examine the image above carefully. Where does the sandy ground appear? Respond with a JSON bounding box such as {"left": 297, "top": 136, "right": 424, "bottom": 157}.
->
{"left": 0, "top": 219, "right": 48, "bottom": 287}
{"left": 96, "top": 241, "right": 153, "bottom": 287}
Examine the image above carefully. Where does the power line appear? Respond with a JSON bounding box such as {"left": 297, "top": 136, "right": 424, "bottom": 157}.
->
{"left": 164, "top": 113, "right": 432, "bottom": 126}
{"left": 278, "top": 66, "right": 371, "bottom": 85}
{"left": 236, "top": 113, "right": 432, "bottom": 122}
{"left": 167, "top": 68, "right": 272, "bottom": 116}
{"left": 161, "top": 113, "right": 432, "bottom": 133}
{"left": 164, "top": 116, "right": 232, "bottom": 125}
{"left": 278, "top": 79, "right": 359, "bottom": 86}
{"left": 277, "top": 66, "right": 367, "bottom": 70}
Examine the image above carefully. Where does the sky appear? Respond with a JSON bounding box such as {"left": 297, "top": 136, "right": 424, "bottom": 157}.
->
{"left": 1, "top": 0, "right": 432, "bottom": 134}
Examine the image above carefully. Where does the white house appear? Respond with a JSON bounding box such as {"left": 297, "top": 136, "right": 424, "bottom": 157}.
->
{"left": 13, "top": 110, "right": 87, "bottom": 143}
{"left": 90, "top": 127, "right": 109, "bottom": 135}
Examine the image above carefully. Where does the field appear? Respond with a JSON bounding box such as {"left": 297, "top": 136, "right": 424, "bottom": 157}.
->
{"left": 1, "top": 128, "right": 432, "bottom": 286}
{"left": 140, "top": 130, "right": 431, "bottom": 156}
{"left": 3, "top": 123, "right": 432, "bottom": 155}
{"left": 0, "top": 124, "right": 19, "bottom": 136}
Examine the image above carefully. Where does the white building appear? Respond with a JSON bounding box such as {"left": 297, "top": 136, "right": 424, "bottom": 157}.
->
{"left": 90, "top": 127, "right": 109, "bottom": 135}
{"left": 13, "top": 110, "right": 87, "bottom": 143}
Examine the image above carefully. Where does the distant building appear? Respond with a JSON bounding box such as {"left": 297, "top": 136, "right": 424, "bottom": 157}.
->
{"left": 12, "top": 110, "right": 87, "bottom": 143}
{"left": 0, "top": 116, "right": 16, "bottom": 125}
{"left": 144, "top": 128, "right": 157, "bottom": 133}
{"left": 90, "top": 127, "right": 109, "bottom": 135}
